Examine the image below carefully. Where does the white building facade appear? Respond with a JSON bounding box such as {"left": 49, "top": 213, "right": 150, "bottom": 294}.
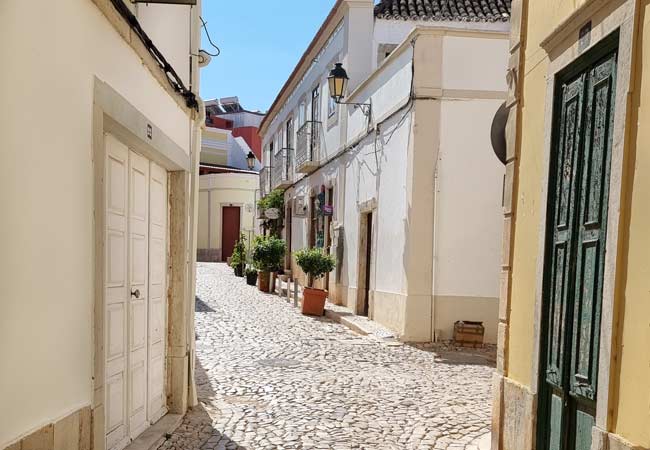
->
{"left": 259, "top": 0, "right": 511, "bottom": 343}
{"left": 0, "top": 1, "right": 202, "bottom": 449}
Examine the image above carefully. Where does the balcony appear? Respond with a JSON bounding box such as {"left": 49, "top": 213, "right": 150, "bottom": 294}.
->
{"left": 271, "top": 148, "right": 293, "bottom": 189}
{"left": 259, "top": 167, "right": 270, "bottom": 198}
{"left": 296, "top": 121, "right": 321, "bottom": 174}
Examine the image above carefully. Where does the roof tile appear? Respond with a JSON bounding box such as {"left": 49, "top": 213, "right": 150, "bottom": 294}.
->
{"left": 374, "top": 0, "right": 512, "bottom": 22}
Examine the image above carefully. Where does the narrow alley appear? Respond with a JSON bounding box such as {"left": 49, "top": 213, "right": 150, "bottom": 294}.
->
{"left": 161, "top": 264, "right": 494, "bottom": 450}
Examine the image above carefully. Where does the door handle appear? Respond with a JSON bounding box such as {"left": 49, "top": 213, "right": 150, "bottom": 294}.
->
{"left": 131, "top": 289, "right": 141, "bottom": 299}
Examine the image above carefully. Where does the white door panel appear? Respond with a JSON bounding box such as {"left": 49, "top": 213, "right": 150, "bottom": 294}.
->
{"left": 104, "top": 134, "right": 130, "bottom": 450}
{"left": 105, "top": 138, "right": 168, "bottom": 449}
{"left": 148, "top": 161, "right": 168, "bottom": 422}
{"left": 128, "top": 150, "right": 149, "bottom": 440}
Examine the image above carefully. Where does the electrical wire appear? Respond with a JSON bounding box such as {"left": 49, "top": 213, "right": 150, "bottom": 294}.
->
{"left": 108, "top": 0, "right": 198, "bottom": 110}
{"left": 200, "top": 16, "right": 221, "bottom": 57}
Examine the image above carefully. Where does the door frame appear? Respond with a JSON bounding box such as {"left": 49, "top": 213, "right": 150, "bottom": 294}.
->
{"left": 536, "top": 33, "right": 619, "bottom": 450}
{"left": 526, "top": 1, "right": 637, "bottom": 443}
{"left": 356, "top": 204, "right": 375, "bottom": 317}
{"left": 92, "top": 79, "right": 195, "bottom": 448}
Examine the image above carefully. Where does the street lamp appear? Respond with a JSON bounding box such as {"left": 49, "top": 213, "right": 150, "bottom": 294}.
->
{"left": 327, "top": 63, "right": 371, "bottom": 117}
{"left": 246, "top": 151, "right": 256, "bottom": 170}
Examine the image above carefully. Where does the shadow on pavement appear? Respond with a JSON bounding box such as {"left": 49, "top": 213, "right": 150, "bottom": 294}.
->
{"left": 195, "top": 296, "right": 215, "bottom": 313}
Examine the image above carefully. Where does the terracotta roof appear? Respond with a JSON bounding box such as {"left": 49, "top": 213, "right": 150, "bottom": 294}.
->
{"left": 374, "top": 0, "right": 511, "bottom": 22}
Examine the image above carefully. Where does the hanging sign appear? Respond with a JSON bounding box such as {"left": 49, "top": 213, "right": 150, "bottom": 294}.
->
{"left": 264, "top": 208, "right": 281, "bottom": 220}
{"left": 323, "top": 205, "right": 334, "bottom": 216}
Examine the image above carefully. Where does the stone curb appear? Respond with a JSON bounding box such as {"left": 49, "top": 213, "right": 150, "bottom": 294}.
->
{"left": 324, "top": 307, "right": 370, "bottom": 336}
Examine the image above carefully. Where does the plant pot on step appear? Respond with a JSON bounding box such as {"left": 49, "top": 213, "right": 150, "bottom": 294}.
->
{"left": 302, "top": 287, "right": 328, "bottom": 316}
{"left": 246, "top": 270, "right": 258, "bottom": 286}
{"left": 258, "top": 271, "right": 271, "bottom": 293}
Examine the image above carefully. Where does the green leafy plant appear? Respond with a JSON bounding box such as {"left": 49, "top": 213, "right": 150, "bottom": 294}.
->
{"left": 295, "top": 248, "right": 336, "bottom": 288}
{"left": 252, "top": 235, "right": 286, "bottom": 272}
{"left": 245, "top": 267, "right": 258, "bottom": 276}
{"left": 257, "top": 189, "right": 285, "bottom": 238}
{"left": 230, "top": 233, "right": 247, "bottom": 275}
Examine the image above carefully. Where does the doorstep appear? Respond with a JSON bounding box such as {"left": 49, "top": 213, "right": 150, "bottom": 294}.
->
{"left": 324, "top": 302, "right": 397, "bottom": 340}
{"left": 123, "top": 414, "right": 183, "bottom": 450}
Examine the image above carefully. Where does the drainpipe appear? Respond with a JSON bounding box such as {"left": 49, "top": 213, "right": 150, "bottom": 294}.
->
{"left": 186, "top": 96, "right": 205, "bottom": 409}
{"left": 187, "top": 0, "right": 205, "bottom": 408}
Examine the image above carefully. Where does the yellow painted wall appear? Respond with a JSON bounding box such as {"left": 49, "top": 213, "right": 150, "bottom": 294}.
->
{"left": 509, "top": 0, "right": 650, "bottom": 446}
{"left": 198, "top": 174, "right": 258, "bottom": 257}
{"left": 507, "top": 0, "right": 620, "bottom": 388}
{"left": 611, "top": 3, "right": 650, "bottom": 445}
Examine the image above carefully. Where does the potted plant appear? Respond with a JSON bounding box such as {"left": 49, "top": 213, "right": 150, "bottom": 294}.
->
{"left": 295, "top": 248, "right": 336, "bottom": 316}
{"left": 252, "top": 235, "right": 286, "bottom": 293}
{"left": 245, "top": 267, "right": 258, "bottom": 286}
{"left": 230, "top": 234, "right": 246, "bottom": 277}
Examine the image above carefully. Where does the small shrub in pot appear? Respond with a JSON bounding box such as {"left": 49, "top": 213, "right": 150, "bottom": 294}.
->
{"left": 295, "top": 248, "right": 336, "bottom": 316}
{"left": 252, "top": 236, "right": 286, "bottom": 293}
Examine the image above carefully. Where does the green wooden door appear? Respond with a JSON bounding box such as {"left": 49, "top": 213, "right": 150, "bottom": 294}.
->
{"left": 539, "top": 40, "right": 617, "bottom": 450}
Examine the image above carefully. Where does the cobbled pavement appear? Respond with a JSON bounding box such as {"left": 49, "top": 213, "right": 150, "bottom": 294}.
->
{"left": 158, "top": 263, "right": 494, "bottom": 450}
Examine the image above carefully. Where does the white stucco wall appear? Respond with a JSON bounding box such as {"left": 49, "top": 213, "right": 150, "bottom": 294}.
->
{"left": 433, "top": 99, "right": 505, "bottom": 343}
{"left": 435, "top": 100, "right": 504, "bottom": 298}
{"left": 0, "top": 0, "right": 194, "bottom": 446}
{"left": 137, "top": 3, "right": 193, "bottom": 86}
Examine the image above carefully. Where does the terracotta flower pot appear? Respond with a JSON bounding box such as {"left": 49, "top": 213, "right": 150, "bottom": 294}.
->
{"left": 258, "top": 271, "right": 271, "bottom": 293}
{"left": 302, "top": 287, "right": 328, "bottom": 316}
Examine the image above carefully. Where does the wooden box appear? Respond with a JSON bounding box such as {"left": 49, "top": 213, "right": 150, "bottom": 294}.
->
{"left": 454, "top": 321, "right": 485, "bottom": 347}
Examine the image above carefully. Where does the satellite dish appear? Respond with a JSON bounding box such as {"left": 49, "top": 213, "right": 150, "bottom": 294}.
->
{"left": 491, "top": 102, "right": 508, "bottom": 165}
{"left": 198, "top": 50, "right": 212, "bottom": 68}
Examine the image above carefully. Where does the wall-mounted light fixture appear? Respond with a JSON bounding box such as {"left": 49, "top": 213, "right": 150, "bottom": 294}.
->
{"left": 246, "top": 152, "right": 257, "bottom": 170}
{"left": 328, "top": 63, "right": 371, "bottom": 117}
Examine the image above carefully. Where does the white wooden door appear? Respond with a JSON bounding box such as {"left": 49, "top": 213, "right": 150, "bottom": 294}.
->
{"left": 147, "top": 162, "right": 168, "bottom": 422}
{"left": 105, "top": 134, "right": 130, "bottom": 450}
{"left": 128, "top": 150, "right": 150, "bottom": 439}
{"left": 105, "top": 136, "right": 168, "bottom": 450}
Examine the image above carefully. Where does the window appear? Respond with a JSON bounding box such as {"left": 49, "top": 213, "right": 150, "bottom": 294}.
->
{"left": 328, "top": 93, "right": 337, "bottom": 118}
{"left": 311, "top": 86, "right": 321, "bottom": 123}
{"left": 298, "top": 100, "right": 306, "bottom": 127}
{"left": 285, "top": 118, "right": 294, "bottom": 149}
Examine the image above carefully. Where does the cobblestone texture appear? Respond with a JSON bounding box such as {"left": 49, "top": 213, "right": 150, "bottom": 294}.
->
{"left": 159, "top": 263, "right": 494, "bottom": 450}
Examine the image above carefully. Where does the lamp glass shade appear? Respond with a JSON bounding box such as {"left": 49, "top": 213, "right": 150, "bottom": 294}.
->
{"left": 328, "top": 63, "right": 349, "bottom": 101}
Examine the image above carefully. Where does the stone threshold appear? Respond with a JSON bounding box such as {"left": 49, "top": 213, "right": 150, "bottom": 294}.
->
{"left": 124, "top": 414, "right": 183, "bottom": 450}
{"left": 324, "top": 305, "right": 371, "bottom": 336}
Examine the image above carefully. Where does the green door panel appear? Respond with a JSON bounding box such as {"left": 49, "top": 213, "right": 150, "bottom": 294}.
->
{"left": 546, "top": 74, "right": 586, "bottom": 390}
{"left": 538, "top": 38, "right": 618, "bottom": 450}
{"left": 549, "top": 392, "right": 565, "bottom": 450}
{"left": 573, "top": 407, "right": 596, "bottom": 450}
{"left": 570, "top": 52, "right": 617, "bottom": 402}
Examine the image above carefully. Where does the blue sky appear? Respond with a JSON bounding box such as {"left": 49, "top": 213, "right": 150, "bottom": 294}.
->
{"left": 199, "top": 0, "right": 338, "bottom": 112}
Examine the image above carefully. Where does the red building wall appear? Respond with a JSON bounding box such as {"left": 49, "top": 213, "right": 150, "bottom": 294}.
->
{"left": 232, "top": 126, "right": 262, "bottom": 160}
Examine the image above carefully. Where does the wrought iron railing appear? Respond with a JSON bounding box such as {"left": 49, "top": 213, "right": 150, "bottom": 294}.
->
{"left": 296, "top": 121, "right": 321, "bottom": 171}
{"left": 271, "top": 148, "right": 293, "bottom": 189}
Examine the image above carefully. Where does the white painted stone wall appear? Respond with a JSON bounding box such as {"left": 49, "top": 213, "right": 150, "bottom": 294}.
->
{"left": 0, "top": 0, "right": 198, "bottom": 446}
{"left": 260, "top": 1, "right": 509, "bottom": 343}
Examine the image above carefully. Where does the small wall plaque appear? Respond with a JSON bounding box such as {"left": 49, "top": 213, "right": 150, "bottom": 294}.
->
{"left": 147, "top": 124, "right": 153, "bottom": 140}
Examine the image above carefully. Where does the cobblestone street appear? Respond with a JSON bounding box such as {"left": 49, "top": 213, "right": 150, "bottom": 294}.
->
{"left": 161, "top": 263, "right": 494, "bottom": 450}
